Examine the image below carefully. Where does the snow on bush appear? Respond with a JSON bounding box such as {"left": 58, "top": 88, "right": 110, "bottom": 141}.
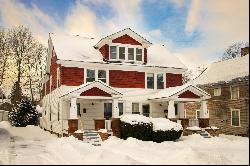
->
{"left": 120, "top": 114, "right": 183, "bottom": 131}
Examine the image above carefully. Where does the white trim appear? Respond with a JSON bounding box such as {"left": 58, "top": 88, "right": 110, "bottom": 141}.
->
{"left": 108, "top": 44, "right": 144, "bottom": 64}
{"left": 196, "top": 109, "right": 200, "bottom": 119}
{"left": 231, "top": 108, "right": 241, "bottom": 127}
{"left": 58, "top": 60, "right": 186, "bottom": 74}
{"left": 85, "top": 68, "right": 109, "bottom": 85}
{"left": 56, "top": 67, "right": 60, "bottom": 88}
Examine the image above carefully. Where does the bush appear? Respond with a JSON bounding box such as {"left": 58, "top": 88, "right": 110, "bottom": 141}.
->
{"left": 8, "top": 99, "right": 39, "bottom": 127}
{"left": 0, "top": 102, "right": 13, "bottom": 112}
{"left": 120, "top": 114, "right": 183, "bottom": 142}
{"left": 120, "top": 121, "right": 153, "bottom": 141}
{"left": 152, "top": 130, "right": 183, "bottom": 143}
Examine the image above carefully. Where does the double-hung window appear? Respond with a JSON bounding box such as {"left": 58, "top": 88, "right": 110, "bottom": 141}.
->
{"left": 86, "top": 69, "right": 95, "bottom": 83}
{"left": 110, "top": 46, "right": 117, "bottom": 59}
{"left": 147, "top": 73, "right": 154, "bottom": 89}
{"left": 157, "top": 74, "right": 164, "bottom": 89}
{"left": 136, "top": 48, "right": 142, "bottom": 61}
{"left": 128, "top": 48, "right": 134, "bottom": 60}
{"left": 231, "top": 109, "right": 240, "bottom": 127}
{"left": 231, "top": 86, "right": 239, "bottom": 99}
{"left": 119, "top": 47, "right": 125, "bottom": 60}
{"left": 132, "top": 103, "right": 140, "bottom": 114}
{"left": 98, "top": 70, "right": 106, "bottom": 83}
{"left": 214, "top": 87, "right": 221, "bottom": 96}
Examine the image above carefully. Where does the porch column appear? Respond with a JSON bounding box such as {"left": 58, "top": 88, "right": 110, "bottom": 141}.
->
{"left": 177, "top": 103, "right": 185, "bottom": 119}
{"left": 168, "top": 100, "right": 175, "bottom": 119}
{"left": 200, "top": 100, "right": 208, "bottom": 118}
{"left": 112, "top": 99, "right": 119, "bottom": 118}
{"left": 69, "top": 98, "right": 77, "bottom": 119}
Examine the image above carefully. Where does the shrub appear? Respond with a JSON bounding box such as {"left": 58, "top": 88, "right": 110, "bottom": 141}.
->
{"left": 120, "top": 114, "right": 183, "bottom": 142}
{"left": 120, "top": 121, "right": 153, "bottom": 141}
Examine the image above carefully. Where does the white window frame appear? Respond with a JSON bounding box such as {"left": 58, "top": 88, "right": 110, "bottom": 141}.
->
{"left": 230, "top": 86, "right": 239, "bottom": 99}
{"left": 231, "top": 109, "right": 240, "bottom": 127}
{"left": 145, "top": 72, "right": 166, "bottom": 90}
{"left": 132, "top": 102, "right": 140, "bottom": 114}
{"left": 109, "top": 44, "right": 144, "bottom": 64}
{"left": 84, "top": 68, "right": 109, "bottom": 85}
{"left": 196, "top": 110, "right": 200, "bottom": 119}
{"left": 56, "top": 67, "right": 60, "bottom": 88}
{"left": 214, "top": 87, "right": 221, "bottom": 96}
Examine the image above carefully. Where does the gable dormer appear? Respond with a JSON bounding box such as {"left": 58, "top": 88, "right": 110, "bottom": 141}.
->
{"left": 94, "top": 28, "right": 151, "bottom": 64}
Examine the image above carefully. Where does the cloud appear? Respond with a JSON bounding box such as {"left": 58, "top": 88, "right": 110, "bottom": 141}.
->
{"left": 185, "top": 0, "right": 201, "bottom": 34}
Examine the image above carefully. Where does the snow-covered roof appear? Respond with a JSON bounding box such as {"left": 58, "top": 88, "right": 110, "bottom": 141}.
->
{"left": 193, "top": 54, "right": 249, "bottom": 85}
{"left": 148, "top": 83, "right": 210, "bottom": 100}
{"left": 50, "top": 33, "right": 103, "bottom": 62}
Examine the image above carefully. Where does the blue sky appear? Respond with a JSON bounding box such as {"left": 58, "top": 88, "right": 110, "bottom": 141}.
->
{"left": 0, "top": 0, "right": 249, "bottom": 68}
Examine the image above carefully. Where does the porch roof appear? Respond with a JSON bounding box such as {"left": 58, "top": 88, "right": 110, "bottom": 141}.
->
{"left": 60, "top": 80, "right": 122, "bottom": 99}
{"left": 148, "top": 83, "right": 211, "bottom": 101}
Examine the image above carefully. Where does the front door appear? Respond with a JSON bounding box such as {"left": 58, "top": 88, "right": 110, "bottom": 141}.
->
{"left": 142, "top": 104, "right": 150, "bottom": 117}
{"left": 104, "top": 103, "right": 112, "bottom": 120}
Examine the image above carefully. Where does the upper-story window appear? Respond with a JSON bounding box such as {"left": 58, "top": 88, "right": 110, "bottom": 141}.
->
{"left": 146, "top": 73, "right": 165, "bottom": 89}
{"left": 231, "top": 86, "right": 239, "bottom": 99}
{"left": 214, "top": 87, "right": 221, "bottom": 96}
{"left": 157, "top": 74, "right": 164, "bottom": 89}
{"left": 136, "top": 48, "right": 143, "bottom": 61}
{"left": 109, "top": 44, "right": 143, "bottom": 63}
{"left": 86, "top": 69, "right": 95, "bottom": 82}
{"left": 86, "top": 69, "right": 108, "bottom": 84}
{"left": 147, "top": 73, "right": 154, "bottom": 89}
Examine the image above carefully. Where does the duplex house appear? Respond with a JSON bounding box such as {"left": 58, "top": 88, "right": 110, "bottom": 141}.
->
{"left": 186, "top": 47, "right": 249, "bottom": 136}
{"left": 40, "top": 28, "right": 210, "bottom": 135}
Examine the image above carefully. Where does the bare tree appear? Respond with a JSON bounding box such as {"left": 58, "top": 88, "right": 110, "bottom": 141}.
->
{"left": 222, "top": 42, "right": 249, "bottom": 60}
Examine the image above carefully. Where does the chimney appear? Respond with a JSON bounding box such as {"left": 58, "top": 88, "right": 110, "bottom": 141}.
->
{"left": 241, "top": 47, "right": 249, "bottom": 57}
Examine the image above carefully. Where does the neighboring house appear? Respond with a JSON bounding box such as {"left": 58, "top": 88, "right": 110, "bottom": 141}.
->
{"left": 186, "top": 47, "right": 249, "bottom": 136}
{"left": 40, "top": 28, "right": 211, "bottom": 136}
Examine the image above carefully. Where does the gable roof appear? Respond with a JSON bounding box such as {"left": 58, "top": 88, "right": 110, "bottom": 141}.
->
{"left": 94, "top": 28, "right": 152, "bottom": 49}
{"left": 49, "top": 33, "right": 104, "bottom": 62}
{"left": 193, "top": 54, "right": 249, "bottom": 85}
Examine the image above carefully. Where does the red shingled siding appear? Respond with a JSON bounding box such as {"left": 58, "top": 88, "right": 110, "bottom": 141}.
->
{"left": 61, "top": 67, "right": 84, "bottom": 86}
{"left": 80, "top": 87, "right": 112, "bottom": 97}
{"left": 112, "top": 34, "right": 142, "bottom": 45}
{"left": 99, "top": 44, "right": 109, "bottom": 61}
{"left": 109, "top": 70, "right": 145, "bottom": 88}
{"left": 179, "top": 90, "right": 200, "bottom": 98}
{"left": 166, "top": 73, "right": 182, "bottom": 87}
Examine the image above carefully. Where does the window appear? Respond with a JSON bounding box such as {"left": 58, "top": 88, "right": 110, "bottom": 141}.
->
{"left": 98, "top": 70, "right": 106, "bottom": 83}
{"left": 214, "top": 87, "right": 221, "bottom": 96}
{"left": 128, "top": 48, "right": 134, "bottom": 60}
{"left": 174, "top": 104, "right": 178, "bottom": 115}
{"left": 104, "top": 103, "right": 112, "bottom": 120}
{"left": 86, "top": 69, "right": 95, "bottom": 83}
{"left": 196, "top": 110, "right": 200, "bottom": 119}
{"left": 118, "top": 103, "right": 123, "bottom": 116}
{"left": 57, "top": 68, "right": 60, "bottom": 88}
{"left": 136, "top": 48, "right": 142, "bottom": 61}
{"left": 231, "top": 86, "right": 239, "bottom": 99}
{"left": 147, "top": 73, "right": 154, "bottom": 89}
{"left": 77, "top": 103, "right": 81, "bottom": 116}
{"left": 110, "top": 46, "right": 117, "bottom": 59}
{"left": 231, "top": 109, "right": 240, "bottom": 127}
{"left": 157, "top": 74, "right": 164, "bottom": 89}
{"left": 142, "top": 104, "right": 150, "bottom": 117}
{"left": 119, "top": 47, "right": 125, "bottom": 60}
{"left": 132, "top": 103, "right": 140, "bottom": 114}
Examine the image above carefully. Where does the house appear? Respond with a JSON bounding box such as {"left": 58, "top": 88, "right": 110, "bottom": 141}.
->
{"left": 40, "top": 28, "right": 211, "bottom": 136}
{"left": 186, "top": 47, "right": 249, "bottom": 136}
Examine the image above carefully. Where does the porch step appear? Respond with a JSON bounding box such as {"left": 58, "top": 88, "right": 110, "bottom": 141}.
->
{"left": 200, "top": 130, "right": 211, "bottom": 138}
{"left": 83, "top": 130, "right": 102, "bottom": 146}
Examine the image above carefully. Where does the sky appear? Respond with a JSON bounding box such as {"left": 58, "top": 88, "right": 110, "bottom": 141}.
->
{"left": 0, "top": 0, "right": 249, "bottom": 69}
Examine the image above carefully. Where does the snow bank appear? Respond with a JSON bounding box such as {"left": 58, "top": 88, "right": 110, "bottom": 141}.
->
{"left": 186, "top": 126, "right": 201, "bottom": 130}
{"left": 120, "top": 114, "right": 183, "bottom": 131}
{"left": 98, "top": 129, "right": 108, "bottom": 133}
{"left": 36, "top": 105, "right": 42, "bottom": 113}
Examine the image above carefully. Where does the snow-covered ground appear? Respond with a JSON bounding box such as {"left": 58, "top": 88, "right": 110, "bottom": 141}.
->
{"left": 0, "top": 121, "right": 249, "bottom": 165}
